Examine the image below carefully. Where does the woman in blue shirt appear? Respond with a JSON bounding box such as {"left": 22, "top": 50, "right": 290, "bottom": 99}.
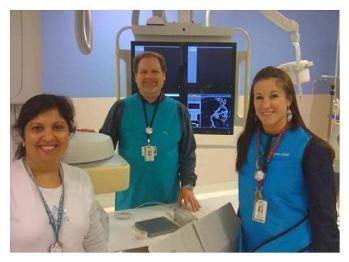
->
{"left": 235, "top": 66, "right": 339, "bottom": 252}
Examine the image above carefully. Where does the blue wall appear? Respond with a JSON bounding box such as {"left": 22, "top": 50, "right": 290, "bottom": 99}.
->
{"left": 42, "top": 10, "right": 339, "bottom": 97}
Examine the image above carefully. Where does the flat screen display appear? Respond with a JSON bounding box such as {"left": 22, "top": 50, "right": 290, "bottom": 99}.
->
{"left": 187, "top": 92, "right": 234, "bottom": 134}
{"left": 130, "top": 41, "right": 236, "bottom": 135}
{"left": 186, "top": 43, "right": 236, "bottom": 86}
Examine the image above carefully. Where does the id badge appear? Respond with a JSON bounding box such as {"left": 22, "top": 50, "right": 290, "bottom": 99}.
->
{"left": 141, "top": 145, "right": 157, "bottom": 162}
{"left": 252, "top": 199, "right": 268, "bottom": 223}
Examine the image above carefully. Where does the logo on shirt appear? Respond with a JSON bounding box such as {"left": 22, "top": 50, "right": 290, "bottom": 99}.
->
{"left": 273, "top": 152, "right": 290, "bottom": 157}
{"left": 50, "top": 206, "right": 69, "bottom": 224}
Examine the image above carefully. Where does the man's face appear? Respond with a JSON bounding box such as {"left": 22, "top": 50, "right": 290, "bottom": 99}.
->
{"left": 135, "top": 56, "right": 166, "bottom": 101}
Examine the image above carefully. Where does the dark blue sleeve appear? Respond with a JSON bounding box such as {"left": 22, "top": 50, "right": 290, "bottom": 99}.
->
{"left": 99, "top": 100, "right": 124, "bottom": 149}
{"left": 177, "top": 102, "right": 197, "bottom": 187}
{"left": 302, "top": 137, "right": 339, "bottom": 252}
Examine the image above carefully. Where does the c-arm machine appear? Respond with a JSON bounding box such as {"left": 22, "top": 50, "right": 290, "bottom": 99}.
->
{"left": 115, "top": 10, "right": 251, "bottom": 127}
{"left": 261, "top": 10, "right": 313, "bottom": 97}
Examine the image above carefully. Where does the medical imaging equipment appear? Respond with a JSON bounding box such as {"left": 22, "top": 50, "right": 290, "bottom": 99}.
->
{"left": 115, "top": 10, "right": 314, "bottom": 131}
{"left": 63, "top": 132, "right": 130, "bottom": 194}
{"left": 130, "top": 41, "right": 237, "bottom": 134}
{"left": 75, "top": 10, "right": 93, "bottom": 55}
{"left": 185, "top": 42, "right": 236, "bottom": 86}
{"left": 116, "top": 10, "right": 250, "bottom": 132}
{"left": 261, "top": 11, "right": 313, "bottom": 97}
{"left": 186, "top": 92, "right": 234, "bottom": 134}
{"left": 74, "top": 10, "right": 312, "bottom": 128}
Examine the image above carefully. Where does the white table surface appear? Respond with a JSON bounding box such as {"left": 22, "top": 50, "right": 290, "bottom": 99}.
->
{"left": 108, "top": 193, "right": 238, "bottom": 252}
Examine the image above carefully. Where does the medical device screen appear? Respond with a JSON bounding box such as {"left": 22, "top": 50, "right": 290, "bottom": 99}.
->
{"left": 131, "top": 41, "right": 184, "bottom": 94}
{"left": 130, "top": 41, "right": 236, "bottom": 134}
{"left": 187, "top": 92, "right": 234, "bottom": 134}
{"left": 185, "top": 43, "right": 236, "bottom": 86}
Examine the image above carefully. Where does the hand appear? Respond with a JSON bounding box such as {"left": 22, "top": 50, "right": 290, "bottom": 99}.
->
{"left": 178, "top": 187, "right": 201, "bottom": 212}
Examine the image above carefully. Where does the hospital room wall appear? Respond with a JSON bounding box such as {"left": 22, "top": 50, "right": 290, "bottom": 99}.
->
{"left": 41, "top": 10, "right": 339, "bottom": 97}
{"left": 12, "top": 10, "right": 339, "bottom": 187}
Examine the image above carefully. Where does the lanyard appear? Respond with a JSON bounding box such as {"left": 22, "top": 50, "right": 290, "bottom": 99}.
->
{"left": 142, "top": 96, "right": 160, "bottom": 144}
{"left": 23, "top": 159, "right": 65, "bottom": 243}
{"left": 255, "top": 125, "right": 289, "bottom": 191}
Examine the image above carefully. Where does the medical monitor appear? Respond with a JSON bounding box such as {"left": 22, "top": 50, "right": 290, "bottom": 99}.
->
{"left": 186, "top": 90, "right": 234, "bottom": 135}
{"left": 130, "top": 41, "right": 237, "bottom": 135}
{"left": 131, "top": 41, "right": 184, "bottom": 94}
{"left": 185, "top": 42, "right": 236, "bottom": 86}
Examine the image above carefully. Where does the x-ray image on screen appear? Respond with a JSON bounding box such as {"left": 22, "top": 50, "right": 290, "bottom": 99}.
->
{"left": 187, "top": 93, "right": 233, "bottom": 134}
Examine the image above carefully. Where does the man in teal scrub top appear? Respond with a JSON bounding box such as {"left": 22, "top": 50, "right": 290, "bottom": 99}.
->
{"left": 100, "top": 51, "right": 201, "bottom": 212}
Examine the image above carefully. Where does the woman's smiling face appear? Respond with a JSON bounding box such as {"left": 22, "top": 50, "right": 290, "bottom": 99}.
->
{"left": 23, "top": 108, "right": 70, "bottom": 165}
{"left": 253, "top": 77, "right": 292, "bottom": 134}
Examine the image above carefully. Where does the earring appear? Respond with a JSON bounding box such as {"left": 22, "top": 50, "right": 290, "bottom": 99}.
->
{"left": 287, "top": 107, "right": 293, "bottom": 122}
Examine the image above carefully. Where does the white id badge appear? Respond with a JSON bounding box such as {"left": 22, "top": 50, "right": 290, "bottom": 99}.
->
{"left": 142, "top": 145, "right": 157, "bottom": 161}
{"left": 252, "top": 199, "right": 268, "bottom": 223}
